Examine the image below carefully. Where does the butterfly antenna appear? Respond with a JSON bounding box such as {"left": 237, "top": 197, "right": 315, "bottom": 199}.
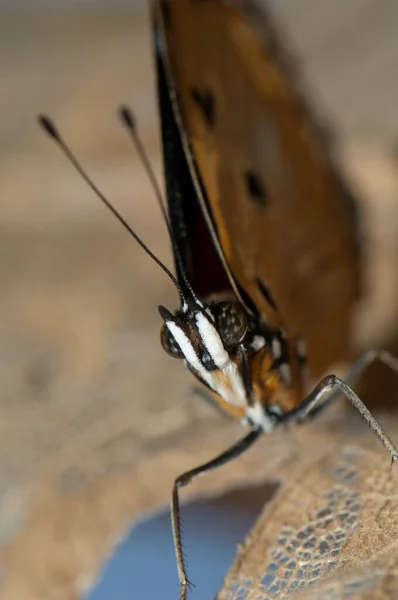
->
{"left": 37, "top": 114, "right": 185, "bottom": 299}
{"left": 118, "top": 105, "right": 199, "bottom": 303}
{"left": 118, "top": 106, "right": 168, "bottom": 226}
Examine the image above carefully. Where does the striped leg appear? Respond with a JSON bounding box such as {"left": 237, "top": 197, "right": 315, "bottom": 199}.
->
{"left": 171, "top": 427, "right": 262, "bottom": 600}
{"left": 281, "top": 349, "right": 398, "bottom": 465}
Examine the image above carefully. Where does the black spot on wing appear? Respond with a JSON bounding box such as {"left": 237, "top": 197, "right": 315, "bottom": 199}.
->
{"left": 190, "top": 88, "right": 215, "bottom": 127}
{"left": 244, "top": 170, "right": 267, "bottom": 206}
{"left": 256, "top": 277, "right": 278, "bottom": 311}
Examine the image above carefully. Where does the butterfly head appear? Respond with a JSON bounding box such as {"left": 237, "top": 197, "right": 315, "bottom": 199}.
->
{"left": 158, "top": 297, "right": 280, "bottom": 428}
{"left": 159, "top": 299, "right": 248, "bottom": 370}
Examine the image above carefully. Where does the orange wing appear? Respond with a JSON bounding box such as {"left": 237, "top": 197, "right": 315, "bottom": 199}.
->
{"left": 154, "top": 0, "right": 361, "bottom": 378}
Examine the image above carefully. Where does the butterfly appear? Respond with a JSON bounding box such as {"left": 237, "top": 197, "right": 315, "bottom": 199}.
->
{"left": 38, "top": 0, "right": 398, "bottom": 598}
{"left": 151, "top": 0, "right": 398, "bottom": 598}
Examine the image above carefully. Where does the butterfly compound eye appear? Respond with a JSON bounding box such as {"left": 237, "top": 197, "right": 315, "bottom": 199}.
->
{"left": 160, "top": 323, "right": 184, "bottom": 359}
{"left": 214, "top": 302, "right": 247, "bottom": 347}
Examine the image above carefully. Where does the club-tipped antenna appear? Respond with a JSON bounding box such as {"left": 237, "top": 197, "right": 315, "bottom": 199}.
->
{"left": 118, "top": 106, "right": 169, "bottom": 226}
{"left": 118, "top": 105, "right": 199, "bottom": 303}
{"left": 37, "top": 114, "right": 185, "bottom": 300}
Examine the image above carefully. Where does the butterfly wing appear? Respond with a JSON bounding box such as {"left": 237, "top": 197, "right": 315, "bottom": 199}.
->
{"left": 154, "top": 24, "right": 237, "bottom": 302}
{"left": 154, "top": 0, "right": 361, "bottom": 378}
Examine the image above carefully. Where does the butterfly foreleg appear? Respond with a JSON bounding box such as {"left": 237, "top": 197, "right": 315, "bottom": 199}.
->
{"left": 340, "top": 348, "right": 398, "bottom": 387}
{"left": 281, "top": 349, "right": 398, "bottom": 465}
{"left": 171, "top": 427, "right": 262, "bottom": 600}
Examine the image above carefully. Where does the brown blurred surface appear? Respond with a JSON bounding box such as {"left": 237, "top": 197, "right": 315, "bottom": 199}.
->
{"left": 0, "top": 3, "right": 398, "bottom": 600}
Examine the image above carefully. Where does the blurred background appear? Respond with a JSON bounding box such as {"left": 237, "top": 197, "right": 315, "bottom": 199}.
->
{"left": 0, "top": 1, "right": 398, "bottom": 599}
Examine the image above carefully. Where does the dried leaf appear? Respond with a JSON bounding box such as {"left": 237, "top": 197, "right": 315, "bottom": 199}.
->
{"left": 218, "top": 407, "right": 398, "bottom": 600}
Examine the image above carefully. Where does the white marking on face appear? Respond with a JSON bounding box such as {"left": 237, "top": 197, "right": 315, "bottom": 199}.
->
{"left": 246, "top": 403, "right": 275, "bottom": 432}
{"left": 165, "top": 321, "right": 204, "bottom": 374}
{"left": 221, "top": 360, "right": 247, "bottom": 405}
{"left": 279, "top": 362, "right": 292, "bottom": 386}
{"left": 272, "top": 337, "right": 282, "bottom": 359}
{"left": 211, "top": 374, "right": 246, "bottom": 407}
{"left": 196, "top": 312, "right": 229, "bottom": 369}
{"left": 165, "top": 312, "right": 253, "bottom": 410}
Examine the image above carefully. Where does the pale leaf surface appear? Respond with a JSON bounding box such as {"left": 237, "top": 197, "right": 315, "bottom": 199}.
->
{"left": 218, "top": 406, "right": 398, "bottom": 600}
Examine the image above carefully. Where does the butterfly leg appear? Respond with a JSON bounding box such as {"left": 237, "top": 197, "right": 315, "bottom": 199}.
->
{"left": 340, "top": 348, "right": 398, "bottom": 388}
{"left": 171, "top": 427, "right": 262, "bottom": 600}
{"left": 281, "top": 349, "right": 398, "bottom": 464}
